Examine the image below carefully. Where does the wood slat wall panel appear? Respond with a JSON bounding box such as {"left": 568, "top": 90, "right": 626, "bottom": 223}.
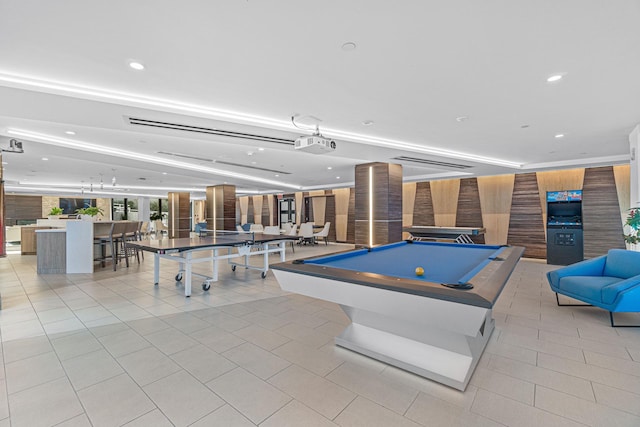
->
{"left": 237, "top": 196, "right": 247, "bottom": 224}
{"left": 252, "top": 195, "right": 263, "bottom": 224}
{"left": 261, "top": 195, "right": 271, "bottom": 226}
{"left": 583, "top": 166, "right": 626, "bottom": 258}
{"left": 295, "top": 192, "right": 304, "bottom": 225}
{"left": 431, "top": 179, "right": 459, "bottom": 226}
{"left": 402, "top": 183, "right": 417, "bottom": 227}
{"left": 333, "top": 188, "right": 351, "bottom": 242}
{"left": 309, "top": 190, "right": 326, "bottom": 224}
{"left": 412, "top": 182, "right": 435, "bottom": 226}
{"left": 456, "top": 178, "right": 485, "bottom": 243}
{"left": 243, "top": 196, "right": 255, "bottom": 224}
{"left": 346, "top": 188, "right": 356, "bottom": 243}
{"left": 477, "top": 175, "right": 515, "bottom": 245}
{"left": 5, "top": 195, "right": 42, "bottom": 225}
{"left": 325, "top": 195, "right": 336, "bottom": 242}
{"left": 507, "top": 173, "right": 547, "bottom": 258}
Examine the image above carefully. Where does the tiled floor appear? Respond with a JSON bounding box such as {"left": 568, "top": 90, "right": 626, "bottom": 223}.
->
{"left": 1, "top": 244, "right": 640, "bottom": 426}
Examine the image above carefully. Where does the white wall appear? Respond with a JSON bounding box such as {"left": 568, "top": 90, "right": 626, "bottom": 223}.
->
{"left": 630, "top": 125, "right": 640, "bottom": 207}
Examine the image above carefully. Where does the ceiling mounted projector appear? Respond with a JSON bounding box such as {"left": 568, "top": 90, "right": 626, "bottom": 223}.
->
{"left": 294, "top": 135, "right": 336, "bottom": 154}
{"left": 1, "top": 139, "right": 24, "bottom": 153}
{"left": 290, "top": 114, "right": 336, "bottom": 154}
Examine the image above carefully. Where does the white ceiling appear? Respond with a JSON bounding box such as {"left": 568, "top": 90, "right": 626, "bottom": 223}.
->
{"left": 0, "top": 1, "right": 638, "bottom": 199}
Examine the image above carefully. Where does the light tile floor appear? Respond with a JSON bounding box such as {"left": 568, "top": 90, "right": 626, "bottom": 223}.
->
{"left": 1, "top": 244, "right": 640, "bottom": 426}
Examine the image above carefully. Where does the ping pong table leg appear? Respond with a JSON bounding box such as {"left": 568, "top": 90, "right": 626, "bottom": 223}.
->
{"left": 153, "top": 253, "right": 160, "bottom": 285}
{"left": 184, "top": 251, "right": 192, "bottom": 297}
{"left": 279, "top": 241, "right": 286, "bottom": 262}
{"left": 212, "top": 248, "right": 219, "bottom": 281}
{"left": 263, "top": 244, "right": 269, "bottom": 276}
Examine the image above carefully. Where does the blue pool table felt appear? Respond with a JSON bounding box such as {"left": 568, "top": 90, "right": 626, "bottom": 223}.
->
{"left": 304, "top": 241, "right": 505, "bottom": 284}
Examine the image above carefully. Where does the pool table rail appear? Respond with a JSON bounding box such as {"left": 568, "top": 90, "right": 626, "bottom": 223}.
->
{"left": 276, "top": 245, "right": 524, "bottom": 309}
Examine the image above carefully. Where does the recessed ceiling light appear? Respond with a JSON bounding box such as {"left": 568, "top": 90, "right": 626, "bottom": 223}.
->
{"left": 327, "top": 166, "right": 332, "bottom": 170}
{"left": 129, "top": 61, "right": 145, "bottom": 71}
{"left": 546, "top": 74, "right": 564, "bottom": 82}
{"left": 362, "top": 120, "right": 374, "bottom": 126}
{"left": 162, "top": 172, "right": 167, "bottom": 175}
{"left": 247, "top": 151, "right": 254, "bottom": 156}
{"left": 455, "top": 116, "right": 468, "bottom": 122}
{"left": 41, "top": 157, "right": 48, "bottom": 161}
{"left": 275, "top": 174, "right": 279, "bottom": 177}
{"left": 251, "top": 161, "right": 257, "bottom": 165}
{"left": 341, "top": 42, "right": 356, "bottom": 51}
{"left": 65, "top": 131, "right": 76, "bottom": 135}
{"left": 258, "top": 147, "right": 265, "bottom": 151}
{"left": 336, "top": 176, "right": 340, "bottom": 179}
{"left": 555, "top": 133, "right": 565, "bottom": 139}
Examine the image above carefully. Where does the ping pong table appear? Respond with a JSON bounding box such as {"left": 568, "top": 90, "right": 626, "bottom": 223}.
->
{"left": 128, "top": 231, "right": 299, "bottom": 296}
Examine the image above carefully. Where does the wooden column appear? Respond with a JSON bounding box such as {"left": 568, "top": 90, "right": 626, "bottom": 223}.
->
{"left": 168, "top": 192, "right": 190, "bottom": 238}
{"left": 583, "top": 166, "right": 626, "bottom": 257}
{"left": 206, "top": 185, "right": 236, "bottom": 231}
{"left": 355, "top": 162, "right": 403, "bottom": 246}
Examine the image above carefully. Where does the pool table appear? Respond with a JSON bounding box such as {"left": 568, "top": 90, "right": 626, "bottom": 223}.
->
{"left": 271, "top": 240, "right": 524, "bottom": 391}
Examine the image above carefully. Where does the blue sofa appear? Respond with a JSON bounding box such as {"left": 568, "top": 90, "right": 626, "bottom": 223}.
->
{"left": 547, "top": 249, "right": 640, "bottom": 327}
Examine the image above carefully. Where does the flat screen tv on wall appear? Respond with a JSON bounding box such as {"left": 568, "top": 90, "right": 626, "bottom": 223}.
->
{"left": 59, "top": 198, "right": 96, "bottom": 215}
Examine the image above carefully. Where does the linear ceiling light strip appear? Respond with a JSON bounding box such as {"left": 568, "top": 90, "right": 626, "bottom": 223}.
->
{"left": 6, "top": 129, "right": 301, "bottom": 190}
{"left": 0, "top": 72, "right": 522, "bottom": 169}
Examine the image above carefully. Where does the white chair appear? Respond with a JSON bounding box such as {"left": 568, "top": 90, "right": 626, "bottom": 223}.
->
{"left": 139, "top": 221, "right": 151, "bottom": 239}
{"left": 313, "top": 222, "right": 331, "bottom": 245}
{"left": 287, "top": 224, "right": 298, "bottom": 252}
{"left": 236, "top": 225, "right": 246, "bottom": 233}
{"left": 154, "top": 220, "right": 168, "bottom": 237}
{"left": 298, "top": 222, "right": 315, "bottom": 245}
{"left": 250, "top": 224, "right": 264, "bottom": 232}
{"left": 281, "top": 223, "right": 292, "bottom": 234}
{"left": 263, "top": 225, "right": 280, "bottom": 235}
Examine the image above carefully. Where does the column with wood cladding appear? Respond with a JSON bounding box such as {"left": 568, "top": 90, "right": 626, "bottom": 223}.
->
{"left": 582, "top": 166, "right": 625, "bottom": 257}
{"left": 456, "top": 178, "right": 485, "bottom": 243}
{"left": 507, "top": 173, "right": 546, "bottom": 258}
{"left": 168, "top": 192, "right": 190, "bottom": 238}
{"left": 206, "top": 185, "right": 236, "bottom": 231}
{"left": 412, "top": 182, "right": 435, "bottom": 226}
{"left": 355, "top": 162, "right": 402, "bottom": 246}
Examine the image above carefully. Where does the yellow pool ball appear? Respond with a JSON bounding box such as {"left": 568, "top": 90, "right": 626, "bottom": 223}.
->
{"left": 415, "top": 266, "right": 424, "bottom": 276}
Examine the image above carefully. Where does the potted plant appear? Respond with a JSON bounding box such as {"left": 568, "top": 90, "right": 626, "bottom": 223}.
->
{"left": 624, "top": 207, "right": 640, "bottom": 250}
{"left": 150, "top": 212, "right": 163, "bottom": 221}
{"left": 48, "top": 207, "right": 64, "bottom": 219}
{"left": 76, "top": 206, "right": 104, "bottom": 220}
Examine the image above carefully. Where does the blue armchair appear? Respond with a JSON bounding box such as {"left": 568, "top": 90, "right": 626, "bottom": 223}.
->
{"left": 547, "top": 249, "right": 640, "bottom": 327}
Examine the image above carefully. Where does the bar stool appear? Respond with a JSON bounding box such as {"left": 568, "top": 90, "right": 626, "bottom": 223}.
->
{"left": 94, "top": 223, "right": 115, "bottom": 268}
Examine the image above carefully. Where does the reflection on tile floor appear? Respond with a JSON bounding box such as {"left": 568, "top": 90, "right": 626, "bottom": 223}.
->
{"left": 1, "top": 245, "right": 640, "bottom": 426}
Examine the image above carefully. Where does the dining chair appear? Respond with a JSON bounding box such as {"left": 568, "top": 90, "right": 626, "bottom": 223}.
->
{"left": 250, "top": 223, "right": 264, "bottom": 232}
{"left": 263, "top": 225, "right": 280, "bottom": 235}
{"left": 313, "top": 222, "right": 331, "bottom": 245}
{"left": 298, "top": 222, "right": 315, "bottom": 245}
{"left": 287, "top": 224, "right": 298, "bottom": 252}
